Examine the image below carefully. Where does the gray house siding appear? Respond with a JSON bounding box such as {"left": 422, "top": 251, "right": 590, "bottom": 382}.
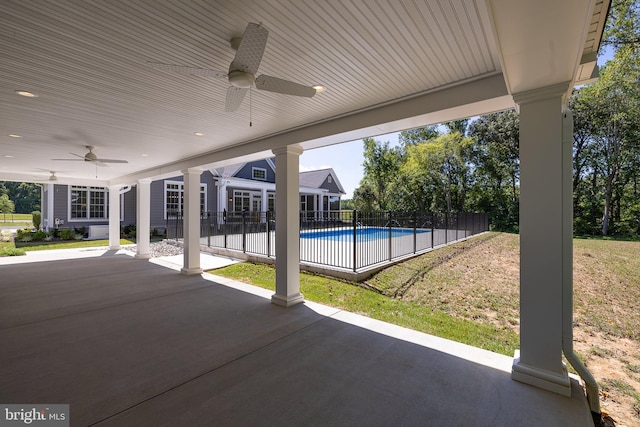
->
{"left": 321, "top": 175, "right": 342, "bottom": 194}
{"left": 122, "top": 187, "right": 137, "bottom": 226}
{"left": 235, "top": 159, "right": 275, "bottom": 183}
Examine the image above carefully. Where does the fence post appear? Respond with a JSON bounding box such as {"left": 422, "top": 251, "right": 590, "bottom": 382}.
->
{"left": 444, "top": 211, "right": 448, "bottom": 245}
{"left": 456, "top": 212, "right": 459, "bottom": 241}
{"left": 206, "top": 211, "right": 211, "bottom": 247}
{"left": 352, "top": 209, "right": 357, "bottom": 272}
{"left": 242, "top": 210, "right": 247, "bottom": 253}
{"left": 413, "top": 211, "right": 417, "bottom": 254}
{"left": 431, "top": 212, "right": 435, "bottom": 248}
{"left": 266, "top": 211, "right": 271, "bottom": 258}
{"left": 388, "top": 211, "right": 392, "bottom": 262}
{"left": 223, "top": 209, "right": 228, "bottom": 249}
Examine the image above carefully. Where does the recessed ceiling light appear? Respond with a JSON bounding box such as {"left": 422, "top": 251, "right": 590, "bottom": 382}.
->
{"left": 9, "top": 134, "right": 22, "bottom": 138}
{"left": 313, "top": 86, "right": 325, "bottom": 93}
{"left": 15, "top": 90, "right": 38, "bottom": 98}
{"left": 194, "top": 132, "right": 205, "bottom": 137}
{"left": 141, "top": 153, "right": 149, "bottom": 157}
{"left": 4, "top": 155, "right": 14, "bottom": 158}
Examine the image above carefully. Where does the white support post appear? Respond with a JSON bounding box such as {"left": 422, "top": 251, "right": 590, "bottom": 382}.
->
{"left": 108, "top": 185, "right": 121, "bottom": 250}
{"left": 181, "top": 168, "right": 203, "bottom": 275}
{"left": 511, "top": 82, "right": 572, "bottom": 396}
{"left": 46, "top": 183, "right": 54, "bottom": 231}
{"left": 135, "top": 179, "right": 152, "bottom": 259}
{"left": 271, "top": 144, "right": 304, "bottom": 307}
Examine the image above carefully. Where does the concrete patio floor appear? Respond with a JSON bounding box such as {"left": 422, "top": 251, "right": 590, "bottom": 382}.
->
{"left": 0, "top": 249, "right": 593, "bottom": 426}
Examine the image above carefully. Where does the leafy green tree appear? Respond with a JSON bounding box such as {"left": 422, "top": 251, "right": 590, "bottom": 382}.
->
{"left": 400, "top": 132, "right": 474, "bottom": 216}
{"left": 398, "top": 126, "right": 440, "bottom": 155}
{"left": 0, "top": 182, "right": 41, "bottom": 213}
{"left": 467, "top": 110, "right": 520, "bottom": 231}
{"left": 357, "top": 137, "right": 401, "bottom": 211}
{"left": 0, "top": 194, "right": 16, "bottom": 220}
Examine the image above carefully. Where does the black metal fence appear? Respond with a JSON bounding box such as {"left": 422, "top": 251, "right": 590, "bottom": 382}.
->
{"left": 167, "top": 210, "right": 488, "bottom": 272}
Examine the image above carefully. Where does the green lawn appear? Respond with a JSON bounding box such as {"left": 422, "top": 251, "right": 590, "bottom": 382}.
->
{"left": 209, "top": 261, "right": 519, "bottom": 356}
{"left": 1, "top": 239, "right": 134, "bottom": 255}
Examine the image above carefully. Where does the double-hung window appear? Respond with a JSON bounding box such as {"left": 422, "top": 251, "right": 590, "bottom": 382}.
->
{"left": 164, "top": 181, "right": 207, "bottom": 218}
{"left": 69, "top": 186, "right": 108, "bottom": 220}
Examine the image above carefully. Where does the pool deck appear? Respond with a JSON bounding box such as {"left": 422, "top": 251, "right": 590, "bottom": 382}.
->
{"left": 0, "top": 247, "right": 593, "bottom": 426}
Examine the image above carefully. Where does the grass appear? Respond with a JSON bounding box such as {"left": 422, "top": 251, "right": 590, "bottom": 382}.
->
{"left": 1, "top": 239, "right": 134, "bottom": 254}
{"left": 0, "top": 213, "right": 32, "bottom": 221}
{"left": 210, "top": 261, "right": 519, "bottom": 355}
{"left": 0, "top": 242, "right": 26, "bottom": 256}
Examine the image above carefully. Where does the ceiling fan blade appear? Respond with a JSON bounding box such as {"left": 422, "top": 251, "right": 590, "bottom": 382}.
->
{"left": 225, "top": 87, "right": 248, "bottom": 112}
{"left": 95, "top": 159, "right": 128, "bottom": 164}
{"left": 229, "top": 22, "right": 268, "bottom": 75}
{"left": 51, "top": 158, "right": 83, "bottom": 161}
{"left": 146, "top": 61, "right": 227, "bottom": 78}
{"left": 255, "top": 75, "right": 316, "bottom": 97}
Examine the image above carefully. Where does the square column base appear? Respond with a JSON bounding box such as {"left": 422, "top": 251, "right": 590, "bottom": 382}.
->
{"left": 181, "top": 267, "right": 203, "bottom": 276}
{"left": 109, "top": 245, "right": 121, "bottom": 251}
{"left": 512, "top": 350, "right": 571, "bottom": 397}
{"left": 271, "top": 293, "right": 304, "bottom": 307}
{"left": 135, "top": 253, "right": 151, "bottom": 260}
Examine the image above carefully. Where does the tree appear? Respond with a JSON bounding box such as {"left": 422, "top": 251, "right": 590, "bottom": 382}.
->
{"left": 0, "top": 182, "right": 41, "bottom": 213}
{"left": 467, "top": 110, "right": 520, "bottom": 231}
{"left": 400, "top": 132, "right": 474, "bottom": 215}
{"left": 357, "top": 137, "right": 401, "bottom": 211}
{"left": 0, "top": 194, "right": 16, "bottom": 220}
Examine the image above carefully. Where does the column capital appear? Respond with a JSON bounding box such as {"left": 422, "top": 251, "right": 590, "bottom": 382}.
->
{"left": 512, "top": 81, "right": 571, "bottom": 106}
{"left": 182, "top": 167, "right": 204, "bottom": 176}
{"left": 137, "top": 178, "right": 152, "bottom": 184}
{"left": 272, "top": 144, "right": 303, "bottom": 157}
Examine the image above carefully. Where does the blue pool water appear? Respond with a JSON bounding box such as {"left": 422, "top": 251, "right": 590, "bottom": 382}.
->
{"left": 300, "top": 227, "right": 430, "bottom": 242}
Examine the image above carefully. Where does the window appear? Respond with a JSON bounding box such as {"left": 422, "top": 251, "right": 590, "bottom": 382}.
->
{"left": 69, "top": 186, "right": 108, "bottom": 220}
{"left": 164, "top": 181, "right": 207, "bottom": 218}
{"left": 268, "top": 193, "right": 275, "bottom": 212}
{"left": 328, "top": 175, "right": 332, "bottom": 184}
{"left": 233, "top": 190, "right": 262, "bottom": 212}
{"left": 252, "top": 167, "right": 267, "bottom": 180}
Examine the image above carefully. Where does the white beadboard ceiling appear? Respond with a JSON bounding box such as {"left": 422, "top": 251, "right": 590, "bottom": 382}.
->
{"left": 0, "top": 0, "right": 608, "bottom": 186}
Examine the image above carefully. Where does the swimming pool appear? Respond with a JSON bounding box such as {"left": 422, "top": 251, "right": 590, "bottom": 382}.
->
{"left": 300, "top": 227, "right": 431, "bottom": 242}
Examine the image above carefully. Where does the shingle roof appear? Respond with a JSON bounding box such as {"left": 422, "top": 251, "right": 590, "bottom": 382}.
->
{"left": 299, "top": 168, "right": 345, "bottom": 194}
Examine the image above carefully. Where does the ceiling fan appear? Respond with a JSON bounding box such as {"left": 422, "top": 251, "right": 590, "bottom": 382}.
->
{"left": 147, "top": 22, "right": 317, "bottom": 112}
{"left": 31, "top": 171, "right": 61, "bottom": 182}
{"left": 52, "top": 146, "right": 128, "bottom": 165}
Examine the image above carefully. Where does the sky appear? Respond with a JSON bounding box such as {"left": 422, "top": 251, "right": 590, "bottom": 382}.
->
{"left": 299, "top": 133, "right": 399, "bottom": 199}
{"left": 301, "top": 47, "right": 617, "bottom": 200}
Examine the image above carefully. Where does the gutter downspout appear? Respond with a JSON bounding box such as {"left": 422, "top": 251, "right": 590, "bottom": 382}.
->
{"left": 562, "top": 110, "right": 602, "bottom": 426}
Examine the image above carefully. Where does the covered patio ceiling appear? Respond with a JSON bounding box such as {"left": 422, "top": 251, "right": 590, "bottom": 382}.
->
{"left": 0, "top": 0, "right": 607, "bottom": 186}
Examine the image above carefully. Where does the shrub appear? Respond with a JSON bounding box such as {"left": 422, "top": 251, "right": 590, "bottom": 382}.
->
{"left": 1, "top": 230, "right": 13, "bottom": 242}
{"left": 74, "top": 226, "right": 87, "bottom": 238}
{"left": 16, "top": 228, "right": 30, "bottom": 240}
{"left": 31, "top": 211, "right": 41, "bottom": 230}
{"left": 32, "top": 230, "right": 48, "bottom": 241}
{"left": 58, "top": 229, "right": 75, "bottom": 240}
{"left": 18, "top": 234, "right": 33, "bottom": 243}
{"left": 73, "top": 233, "right": 84, "bottom": 240}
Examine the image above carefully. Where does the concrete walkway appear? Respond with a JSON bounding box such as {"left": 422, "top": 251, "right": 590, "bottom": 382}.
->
{"left": 0, "top": 248, "right": 592, "bottom": 426}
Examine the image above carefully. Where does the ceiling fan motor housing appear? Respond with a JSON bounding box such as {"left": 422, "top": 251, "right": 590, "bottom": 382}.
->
{"left": 228, "top": 70, "right": 255, "bottom": 88}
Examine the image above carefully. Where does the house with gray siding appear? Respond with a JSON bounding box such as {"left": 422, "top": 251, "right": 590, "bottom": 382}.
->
{"left": 41, "top": 159, "right": 345, "bottom": 235}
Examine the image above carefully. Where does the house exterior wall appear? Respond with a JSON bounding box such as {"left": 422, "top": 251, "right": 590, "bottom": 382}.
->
{"left": 320, "top": 175, "right": 342, "bottom": 194}
{"left": 234, "top": 159, "right": 275, "bottom": 183}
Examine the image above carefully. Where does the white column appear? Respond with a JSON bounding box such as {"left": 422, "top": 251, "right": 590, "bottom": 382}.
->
{"left": 271, "top": 145, "right": 304, "bottom": 307}
{"left": 511, "top": 82, "right": 572, "bottom": 396}
{"left": 46, "top": 183, "right": 55, "bottom": 231}
{"left": 181, "top": 168, "right": 203, "bottom": 275}
{"left": 108, "top": 185, "right": 121, "bottom": 250}
{"left": 217, "top": 180, "right": 227, "bottom": 213}
{"left": 135, "top": 179, "right": 152, "bottom": 259}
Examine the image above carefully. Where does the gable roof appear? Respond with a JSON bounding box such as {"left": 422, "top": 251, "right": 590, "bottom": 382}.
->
{"left": 299, "top": 168, "right": 345, "bottom": 194}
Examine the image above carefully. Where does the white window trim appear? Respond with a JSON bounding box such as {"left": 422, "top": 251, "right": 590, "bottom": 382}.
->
{"left": 67, "top": 186, "right": 109, "bottom": 222}
{"left": 252, "top": 167, "right": 267, "bottom": 181}
{"left": 163, "top": 180, "right": 207, "bottom": 219}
